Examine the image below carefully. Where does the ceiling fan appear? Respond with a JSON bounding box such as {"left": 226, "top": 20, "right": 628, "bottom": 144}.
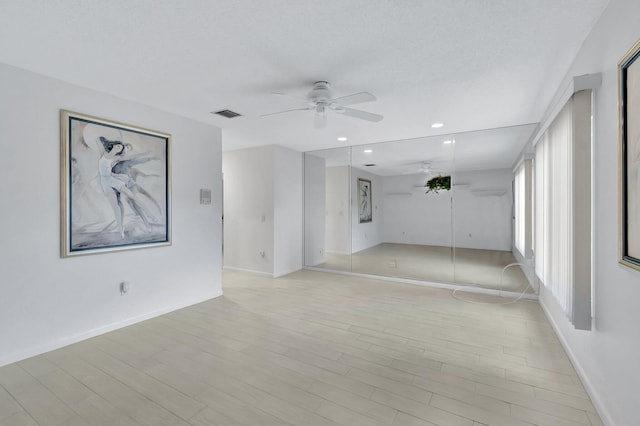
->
{"left": 261, "top": 81, "right": 383, "bottom": 128}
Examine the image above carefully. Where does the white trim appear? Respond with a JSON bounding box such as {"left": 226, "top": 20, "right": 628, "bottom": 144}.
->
{"left": 223, "top": 266, "right": 273, "bottom": 277}
{"left": 538, "top": 293, "right": 613, "bottom": 426}
{"left": 512, "top": 153, "right": 534, "bottom": 174}
{"left": 512, "top": 248, "right": 538, "bottom": 293}
{"left": 532, "top": 73, "right": 602, "bottom": 147}
{"left": 0, "top": 291, "right": 223, "bottom": 367}
{"left": 325, "top": 250, "right": 351, "bottom": 256}
{"left": 303, "top": 266, "right": 537, "bottom": 300}
{"left": 273, "top": 266, "right": 302, "bottom": 278}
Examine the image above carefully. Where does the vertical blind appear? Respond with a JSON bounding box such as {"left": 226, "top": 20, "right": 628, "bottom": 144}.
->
{"left": 534, "top": 101, "right": 574, "bottom": 318}
{"left": 514, "top": 164, "right": 526, "bottom": 256}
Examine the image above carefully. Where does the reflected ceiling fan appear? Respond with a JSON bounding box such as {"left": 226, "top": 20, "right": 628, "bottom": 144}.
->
{"left": 261, "top": 81, "right": 383, "bottom": 128}
{"left": 401, "top": 160, "right": 448, "bottom": 176}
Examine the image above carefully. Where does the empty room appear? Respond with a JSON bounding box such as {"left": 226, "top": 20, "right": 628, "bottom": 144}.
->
{"left": 1, "top": 1, "right": 639, "bottom": 425}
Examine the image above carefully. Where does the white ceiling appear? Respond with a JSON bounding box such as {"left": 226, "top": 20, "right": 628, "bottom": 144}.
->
{"left": 0, "top": 0, "right": 609, "bottom": 157}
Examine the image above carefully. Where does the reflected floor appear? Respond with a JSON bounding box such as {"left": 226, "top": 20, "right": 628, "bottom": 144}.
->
{"left": 317, "top": 243, "right": 532, "bottom": 293}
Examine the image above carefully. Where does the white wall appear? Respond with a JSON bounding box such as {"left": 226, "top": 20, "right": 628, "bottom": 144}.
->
{"left": 273, "top": 146, "right": 303, "bottom": 277}
{"left": 382, "top": 174, "right": 452, "bottom": 247}
{"left": 452, "top": 169, "right": 512, "bottom": 251}
{"left": 381, "top": 169, "right": 511, "bottom": 250}
{"left": 537, "top": 1, "right": 640, "bottom": 424}
{"left": 223, "top": 145, "right": 303, "bottom": 277}
{"left": 304, "top": 154, "right": 326, "bottom": 265}
{"left": 0, "top": 62, "right": 223, "bottom": 366}
{"left": 223, "top": 146, "right": 274, "bottom": 275}
{"left": 325, "top": 166, "right": 351, "bottom": 254}
{"left": 351, "top": 169, "right": 383, "bottom": 253}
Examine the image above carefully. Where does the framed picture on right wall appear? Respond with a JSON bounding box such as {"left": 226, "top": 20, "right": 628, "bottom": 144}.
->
{"left": 619, "top": 38, "right": 640, "bottom": 271}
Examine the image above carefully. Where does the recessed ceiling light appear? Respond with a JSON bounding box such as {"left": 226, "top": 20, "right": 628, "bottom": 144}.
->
{"left": 337, "top": 136, "right": 348, "bottom": 141}
{"left": 443, "top": 140, "right": 453, "bottom": 144}
{"left": 364, "top": 149, "right": 373, "bottom": 153}
{"left": 431, "top": 123, "right": 444, "bottom": 128}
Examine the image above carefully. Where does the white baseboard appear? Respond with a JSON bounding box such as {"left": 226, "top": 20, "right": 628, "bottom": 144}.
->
{"left": 511, "top": 248, "right": 539, "bottom": 293}
{"left": 224, "top": 265, "right": 301, "bottom": 279}
{"left": 0, "top": 290, "right": 223, "bottom": 368}
{"left": 273, "top": 266, "right": 302, "bottom": 278}
{"left": 303, "top": 266, "right": 537, "bottom": 300}
{"left": 223, "top": 266, "right": 274, "bottom": 277}
{"left": 538, "top": 294, "right": 614, "bottom": 426}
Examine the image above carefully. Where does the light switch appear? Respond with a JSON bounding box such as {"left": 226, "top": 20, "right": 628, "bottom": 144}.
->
{"left": 200, "top": 189, "right": 212, "bottom": 205}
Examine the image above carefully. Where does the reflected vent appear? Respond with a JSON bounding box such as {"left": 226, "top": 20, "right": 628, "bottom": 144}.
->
{"left": 212, "top": 109, "right": 242, "bottom": 118}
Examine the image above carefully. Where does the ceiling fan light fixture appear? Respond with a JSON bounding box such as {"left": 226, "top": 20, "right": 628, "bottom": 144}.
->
{"left": 262, "top": 81, "right": 383, "bottom": 127}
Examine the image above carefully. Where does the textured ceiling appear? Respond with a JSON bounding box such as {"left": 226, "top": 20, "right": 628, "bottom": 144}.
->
{"left": 0, "top": 0, "right": 609, "bottom": 157}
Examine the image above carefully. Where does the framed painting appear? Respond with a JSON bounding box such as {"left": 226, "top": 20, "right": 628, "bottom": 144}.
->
{"left": 358, "top": 178, "right": 372, "bottom": 223}
{"left": 60, "top": 110, "right": 171, "bottom": 257}
{"left": 620, "top": 38, "right": 640, "bottom": 271}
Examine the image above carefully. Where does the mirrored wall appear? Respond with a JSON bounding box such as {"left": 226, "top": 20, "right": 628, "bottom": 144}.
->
{"left": 304, "top": 124, "right": 537, "bottom": 293}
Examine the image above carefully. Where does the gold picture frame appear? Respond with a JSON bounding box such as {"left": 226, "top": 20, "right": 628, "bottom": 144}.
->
{"left": 619, "top": 38, "right": 640, "bottom": 271}
{"left": 60, "top": 110, "right": 171, "bottom": 257}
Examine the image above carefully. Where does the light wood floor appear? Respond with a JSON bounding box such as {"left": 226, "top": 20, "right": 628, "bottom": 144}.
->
{"left": 318, "top": 243, "right": 532, "bottom": 293}
{"left": 0, "top": 270, "right": 601, "bottom": 425}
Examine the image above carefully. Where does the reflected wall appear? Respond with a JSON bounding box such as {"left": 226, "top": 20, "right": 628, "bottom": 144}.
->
{"left": 304, "top": 124, "right": 537, "bottom": 293}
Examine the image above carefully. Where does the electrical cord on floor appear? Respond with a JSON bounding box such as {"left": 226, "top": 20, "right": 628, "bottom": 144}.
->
{"left": 451, "top": 262, "right": 533, "bottom": 305}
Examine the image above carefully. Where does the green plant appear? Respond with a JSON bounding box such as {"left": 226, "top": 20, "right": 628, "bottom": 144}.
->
{"left": 424, "top": 175, "right": 451, "bottom": 193}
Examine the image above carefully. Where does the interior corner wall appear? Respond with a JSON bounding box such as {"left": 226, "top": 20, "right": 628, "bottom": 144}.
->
{"left": 0, "top": 62, "right": 223, "bottom": 366}
{"left": 222, "top": 145, "right": 275, "bottom": 276}
{"left": 537, "top": 1, "right": 640, "bottom": 424}
{"left": 273, "top": 146, "right": 303, "bottom": 278}
{"left": 351, "top": 168, "right": 383, "bottom": 253}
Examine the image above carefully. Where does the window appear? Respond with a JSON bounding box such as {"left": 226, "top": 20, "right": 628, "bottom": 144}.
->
{"left": 514, "top": 159, "right": 532, "bottom": 258}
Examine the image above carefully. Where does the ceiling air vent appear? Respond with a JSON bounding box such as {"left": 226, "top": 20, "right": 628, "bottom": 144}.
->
{"left": 364, "top": 164, "right": 376, "bottom": 167}
{"left": 212, "top": 109, "right": 242, "bottom": 118}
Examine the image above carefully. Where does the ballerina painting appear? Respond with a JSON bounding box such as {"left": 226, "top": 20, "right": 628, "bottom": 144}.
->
{"left": 61, "top": 110, "right": 171, "bottom": 257}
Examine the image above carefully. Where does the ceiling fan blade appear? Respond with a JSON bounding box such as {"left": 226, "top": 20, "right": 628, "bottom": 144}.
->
{"left": 260, "top": 107, "right": 313, "bottom": 117}
{"left": 272, "top": 91, "right": 308, "bottom": 103}
{"left": 339, "top": 107, "right": 383, "bottom": 122}
{"left": 314, "top": 112, "right": 327, "bottom": 128}
{"left": 332, "top": 92, "right": 376, "bottom": 106}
